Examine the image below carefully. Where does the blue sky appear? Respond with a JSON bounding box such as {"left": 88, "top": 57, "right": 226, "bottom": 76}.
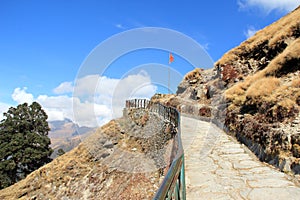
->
{"left": 0, "top": 0, "right": 299, "bottom": 126}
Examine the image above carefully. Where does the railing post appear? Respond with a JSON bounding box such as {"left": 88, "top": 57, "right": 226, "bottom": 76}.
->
{"left": 174, "top": 179, "right": 179, "bottom": 200}
{"left": 180, "top": 157, "right": 186, "bottom": 200}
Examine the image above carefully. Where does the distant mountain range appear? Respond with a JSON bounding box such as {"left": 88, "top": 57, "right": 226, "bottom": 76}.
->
{"left": 48, "top": 118, "right": 94, "bottom": 158}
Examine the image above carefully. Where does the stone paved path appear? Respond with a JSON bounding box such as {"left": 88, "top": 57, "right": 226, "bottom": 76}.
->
{"left": 181, "top": 116, "right": 300, "bottom": 200}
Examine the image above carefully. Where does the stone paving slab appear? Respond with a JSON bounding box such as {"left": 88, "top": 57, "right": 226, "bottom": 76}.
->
{"left": 181, "top": 116, "right": 300, "bottom": 200}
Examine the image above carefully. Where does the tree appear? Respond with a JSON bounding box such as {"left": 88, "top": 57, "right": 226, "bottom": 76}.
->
{"left": 0, "top": 102, "right": 53, "bottom": 189}
{"left": 57, "top": 148, "right": 65, "bottom": 156}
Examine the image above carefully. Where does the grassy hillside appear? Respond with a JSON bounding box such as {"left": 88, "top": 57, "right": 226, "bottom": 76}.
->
{"left": 157, "top": 6, "right": 300, "bottom": 175}
{"left": 0, "top": 108, "right": 173, "bottom": 199}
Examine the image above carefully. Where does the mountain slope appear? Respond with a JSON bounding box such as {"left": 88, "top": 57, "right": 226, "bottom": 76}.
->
{"left": 0, "top": 108, "right": 174, "bottom": 199}
{"left": 219, "top": 7, "right": 300, "bottom": 174}
{"left": 157, "top": 6, "right": 300, "bottom": 175}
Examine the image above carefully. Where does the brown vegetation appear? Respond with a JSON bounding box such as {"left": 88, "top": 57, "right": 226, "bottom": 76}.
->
{"left": 0, "top": 108, "right": 174, "bottom": 199}
{"left": 175, "top": 6, "right": 300, "bottom": 175}
{"left": 262, "top": 38, "right": 300, "bottom": 77}
{"left": 246, "top": 77, "right": 280, "bottom": 100}
{"left": 184, "top": 68, "right": 202, "bottom": 81}
{"left": 216, "top": 6, "right": 300, "bottom": 67}
{"left": 220, "top": 6, "right": 300, "bottom": 174}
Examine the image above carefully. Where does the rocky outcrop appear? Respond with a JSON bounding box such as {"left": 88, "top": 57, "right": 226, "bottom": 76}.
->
{"left": 154, "top": 6, "right": 300, "bottom": 176}
{"left": 220, "top": 7, "right": 300, "bottom": 174}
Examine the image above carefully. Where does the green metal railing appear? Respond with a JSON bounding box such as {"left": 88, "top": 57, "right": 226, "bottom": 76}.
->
{"left": 125, "top": 99, "right": 186, "bottom": 200}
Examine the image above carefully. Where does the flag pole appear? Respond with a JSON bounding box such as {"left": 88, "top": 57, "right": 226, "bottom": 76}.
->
{"left": 168, "top": 53, "right": 174, "bottom": 94}
{"left": 168, "top": 64, "right": 170, "bottom": 94}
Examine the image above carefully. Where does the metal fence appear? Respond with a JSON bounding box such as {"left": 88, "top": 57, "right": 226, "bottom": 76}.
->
{"left": 125, "top": 99, "right": 186, "bottom": 200}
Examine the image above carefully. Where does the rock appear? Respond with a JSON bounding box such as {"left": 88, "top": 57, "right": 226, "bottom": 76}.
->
{"left": 189, "top": 79, "right": 198, "bottom": 84}
{"left": 67, "top": 166, "right": 74, "bottom": 170}
{"left": 292, "top": 144, "right": 300, "bottom": 158}
{"left": 199, "top": 106, "right": 212, "bottom": 117}
{"left": 291, "top": 163, "right": 300, "bottom": 174}
{"left": 99, "top": 138, "right": 107, "bottom": 145}
{"left": 206, "top": 84, "right": 217, "bottom": 99}
{"left": 279, "top": 158, "right": 292, "bottom": 173}
{"left": 196, "top": 88, "right": 205, "bottom": 99}
{"left": 30, "top": 196, "right": 37, "bottom": 200}
{"left": 220, "top": 64, "right": 239, "bottom": 83}
{"left": 103, "top": 141, "right": 114, "bottom": 149}
{"left": 296, "top": 96, "right": 300, "bottom": 105}
{"left": 188, "top": 88, "right": 197, "bottom": 100}
{"left": 100, "top": 152, "right": 110, "bottom": 159}
{"left": 179, "top": 87, "right": 196, "bottom": 100}
{"left": 176, "top": 81, "right": 189, "bottom": 95}
{"left": 292, "top": 120, "right": 300, "bottom": 125}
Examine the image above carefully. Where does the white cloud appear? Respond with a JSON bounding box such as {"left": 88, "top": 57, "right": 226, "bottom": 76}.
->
{"left": 12, "top": 87, "right": 34, "bottom": 104}
{"left": 0, "top": 102, "right": 12, "bottom": 121}
{"left": 53, "top": 81, "right": 73, "bottom": 94}
{"left": 72, "top": 98, "right": 112, "bottom": 127}
{"left": 8, "top": 71, "right": 157, "bottom": 127}
{"left": 238, "top": 0, "right": 300, "bottom": 13}
{"left": 44, "top": 109, "right": 65, "bottom": 121}
{"left": 36, "top": 95, "right": 74, "bottom": 122}
{"left": 109, "top": 71, "right": 157, "bottom": 117}
{"left": 74, "top": 75, "right": 119, "bottom": 97}
{"left": 115, "top": 24, "right": 126, "bottom": 29}
{"left": 244, "top": 26, "right": 257, "bottom": 38}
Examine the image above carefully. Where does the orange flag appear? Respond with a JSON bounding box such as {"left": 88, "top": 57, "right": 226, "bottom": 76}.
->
{"left": 169, "top": 53, "right": 174, "bottom": 64}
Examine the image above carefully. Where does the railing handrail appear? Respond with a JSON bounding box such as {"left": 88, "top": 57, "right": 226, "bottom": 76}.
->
{"left": 125, "top": 99, "right": 186, "bottom": 200}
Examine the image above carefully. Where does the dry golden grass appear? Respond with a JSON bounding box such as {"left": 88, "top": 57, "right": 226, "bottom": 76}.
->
{"left": 227, "top": 77, "right": 280, "bottom": 107}
{"left": 150, "top": 93, "right": 175, "bottom": 105}
{"left": 277, "top": 98, "right": 295, "bottom": 110}
{"left": 246, "top": 77, "right": 280, "bottom": 99}
{"left": 184, "top": 68, "right": 202, "bottom": 81}
{"left": 0, "top": 143, "right": 93, "bottom": 199}
{"left": 270, "top": 80, "right": 300, "bottom": 105}
{"left": 224, "top": 33, "right": 299, "bottom": 108}
{"left": 226, "top": 74, "right": 300, "bottom": 109}
{"left": 225, "top": 73, "right": 268, "bottom": 105}
{"left": 225, "top": 84, "right": 245, "bottom": 98}
{"left": 216, "top": 6, "right": 300, "bottom": 66}
{"left": 226, "top": 72, "right": 260, "bottom": 93}
{"left": 291, "top": 78, "right": 300, "bottom": 88}
{"left": 219, "top": 7, "right": 300, "bottom": 112}
{"left": 262, "top": 38, "right": 300, "bottom": 76}
{"left": 225, "top": 84, "right": 247, "bottom": 106}
{"left": 0, "top": 118, "right": 164, "bottom": 199}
